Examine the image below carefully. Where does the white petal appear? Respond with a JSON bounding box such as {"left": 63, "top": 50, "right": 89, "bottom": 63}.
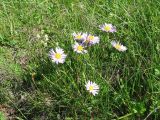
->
{"left": 58, "top": 59, "right": 64, "bottom": 63}
{"left": 55, "top": 60, "right": 59, "bottom": 64}
{"left": 49, "top": 49, "right": 55, "bottom": 54}
{"left": 86, "top": 81, "right": 91, "bottom": 88}
{"left": 56, "top": 47, "right": 64, "bottom": 54}
{"left": 92, "top": 91, "right": 97, "bottom": 96}
{"left": 72, "top": 32, "right": 76, "bottom": 36}
{"left": 62, "top": 54, "right": 67, "bottom": 58}
{"left": 120, "top": 46, "right": 127, "bottom": 51}
{"left": 111, "top": 41, "right": 117, "bottom": 46}
{"left": 82, "top": 33, "right": 87, "bottom": 39}
{"left": 84, "top": 50, "right": 87, "bottom": 53}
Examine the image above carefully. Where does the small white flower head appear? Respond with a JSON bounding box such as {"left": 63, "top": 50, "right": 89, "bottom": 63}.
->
{"left": 85, "top": 81, "right": 99, "bottom": 96}
{"left": 100, "top": 23, "right": 116, "bottom": 33}
{"left": 73, "top": 42, "right": 87, "bottom": 54}
{"left": 49, "top": 47, "right": 67, "bottom": 64}
{"left": 111, "top": 41, "right": 127, "bottom": 52}
{"left": 72, "top": 32, "right": 87, "bottom": 42}
{"left": 36, "top": 34, "right": 41, "bottom": 39}
{"left": 44, "top": 34, "right": 49, "bottom": 41}
{"left": 84, "top": 34, "right": 100, "bottom": 45}
{"left": 41, "top": 30, "right": 45, "bottom": 34}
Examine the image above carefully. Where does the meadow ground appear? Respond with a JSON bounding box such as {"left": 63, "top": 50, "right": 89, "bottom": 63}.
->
{"left": 0, "top": 0, "right": 160, "bottom": 119}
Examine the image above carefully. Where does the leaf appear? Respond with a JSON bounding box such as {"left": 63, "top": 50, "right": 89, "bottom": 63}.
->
{"left": 0, "top": 112, "right": 6, "bottom": 120}
{"left": 155, "top": 69, "right": 160, "bottom": 76}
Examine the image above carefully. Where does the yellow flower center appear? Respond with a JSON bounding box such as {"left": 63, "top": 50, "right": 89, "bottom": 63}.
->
{"left": 104, "top": 26, "right": 111, "bottom": 31}
{"left": 88, "top": 35, "right": 94, "bottom": 41}
{"left": 76, "top": 35, "right": 82, "bottom": 39}
{"left": 55, "top": 53, "right": 61, "bottom": 59}
{"left": 89, "top": 86, "right": 94, "bottom": 91}
{"left": 115, "top": 44, "right": 121, "bottom": 50}
{"left": 77, "top": 45, "right": 83, "bottom": 51}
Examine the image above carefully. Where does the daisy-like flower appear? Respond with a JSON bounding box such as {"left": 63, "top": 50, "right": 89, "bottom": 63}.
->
{"left": 100, "top": 23, "right": 116, "bottom": 33}
{"left": 72, "top": 32, "right": 87, "bottom": 42}
{"left": 44, "top": 34, "right": 49, "bottom": 41}
{"left": 73, "top": 42, "right": 87, "bottom": 54}
{"left": 111, "top": 41, "right": 127, "bottom": 52}
{"left": 49, "top": 47, "right": 67, "bottom": 64}
{"left": 85, "top": 81, "right": 99, "bottom": 96}
{"left": 84, "top": 34, "right": 100, "bottom": 45}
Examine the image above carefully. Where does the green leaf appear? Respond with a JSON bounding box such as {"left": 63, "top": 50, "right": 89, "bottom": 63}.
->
{"left": 0, "top": 112, "right": 6, "bottom": 120}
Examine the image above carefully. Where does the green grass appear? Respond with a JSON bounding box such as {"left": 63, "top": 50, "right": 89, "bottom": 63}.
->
{"left": 0, "top": 0, "right": 160, "bottom": 119}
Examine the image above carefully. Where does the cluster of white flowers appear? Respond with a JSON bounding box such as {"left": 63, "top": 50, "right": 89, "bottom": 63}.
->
{"left": 72, "top": 32, "right": 100, "bottom": 46}
{"left": 48, "top": 23, "right": 127, "bottom": 96}
{"left": 72, "top": 32, "right": 100, "bottom": 54}
{"left": 36, "top": 30, "right": 49, "bottom": 47}
{"left": 99, "top": 23, "right": 127, "bottom": 52}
